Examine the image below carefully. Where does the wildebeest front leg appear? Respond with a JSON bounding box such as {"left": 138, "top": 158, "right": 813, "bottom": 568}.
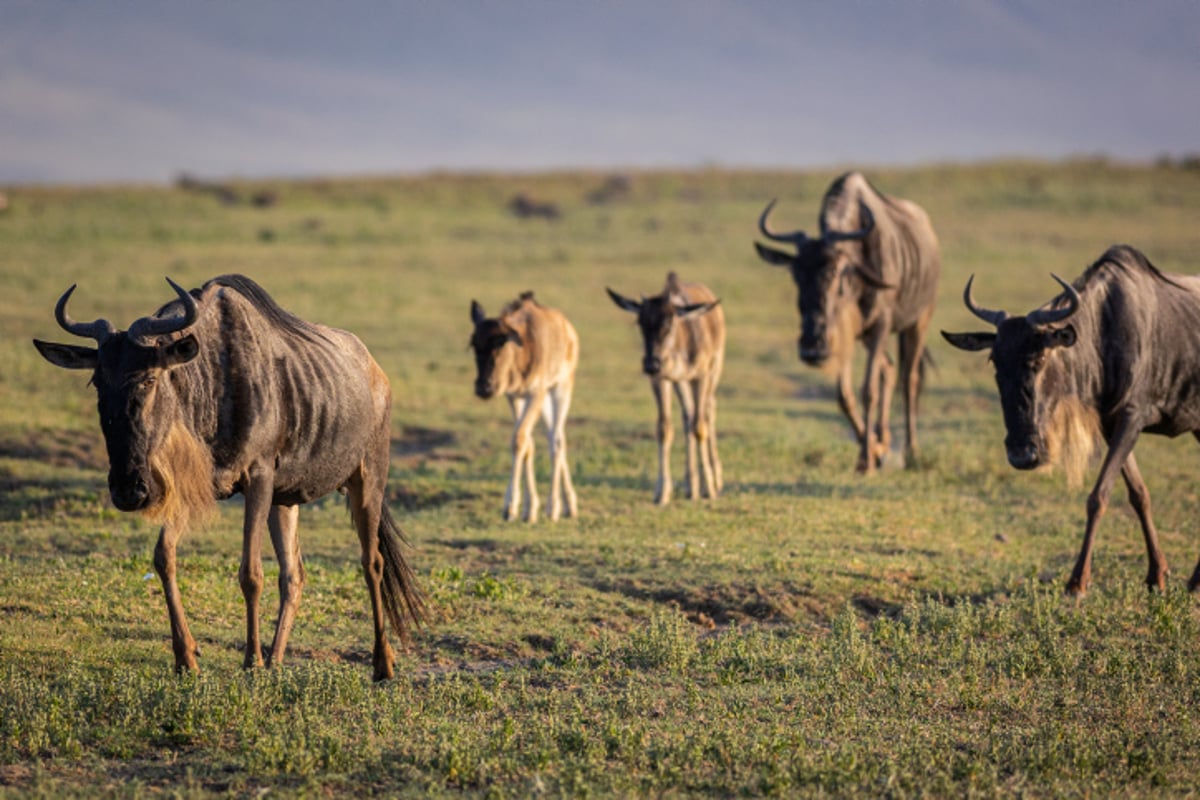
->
{"left": 1119, "top": 453, "right": 1169, "bottom": 591}
{"left": 652, "top": 379, "right": 674, "bottom": 505}
{"left": 836, "top": 357, "right": 867, "bottom": 443}
{"left": 1067, "top": 414, "right": 1142, "bottom": 595}
{"left": 266, "top": 504, "right": 305, "bottom": 667}
{"left": 153, "top": 522, "right": 200, "bottom": 673}
{"left": 674, "top": 380, "right": 700, "bottom": 499}
{"left": 508, "top": 391, "right": 543, "bottom": 522}
{"left": 857, "top": 326, "right": 890, "bottom": 474}
{"left": 239, "top": 467, "right": 275, "bottom": 669}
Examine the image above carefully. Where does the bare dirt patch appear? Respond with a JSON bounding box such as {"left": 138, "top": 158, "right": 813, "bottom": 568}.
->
{"left": 592, "top": 579, "right": 819, "bottom": 625}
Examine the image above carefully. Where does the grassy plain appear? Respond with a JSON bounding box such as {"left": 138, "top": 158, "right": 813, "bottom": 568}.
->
{"left": 1, "top": 161, "right": 1200, "bottom": 796}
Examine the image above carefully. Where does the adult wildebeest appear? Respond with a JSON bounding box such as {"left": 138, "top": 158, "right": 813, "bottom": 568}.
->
{"left": 754, "top": 172, "right": 941, "bottom": 473}
{"left": 470, "top": 291, "right": 579, "bottom": 522}
{"left": 607, "top": 272, "right": 725, "bottom": 505}
{"left": 33, "top": 275, "right": 425, "bottom": 680}
{"left": 942, "top": 245, "right": 1200, "bottom": 595}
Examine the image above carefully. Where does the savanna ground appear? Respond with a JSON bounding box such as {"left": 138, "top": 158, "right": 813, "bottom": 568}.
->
{"left": 1, "top": 161, "right": 1200, "bottom": 797}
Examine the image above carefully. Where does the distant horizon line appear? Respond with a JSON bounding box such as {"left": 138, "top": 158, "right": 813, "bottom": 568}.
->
{"left": 3, "top": 151, "right": 1195, "bottom": 190}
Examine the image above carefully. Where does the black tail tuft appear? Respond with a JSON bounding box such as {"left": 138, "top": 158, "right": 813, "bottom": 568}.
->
{"left": 377, "top": 504, "right": 427, "bottom": 642}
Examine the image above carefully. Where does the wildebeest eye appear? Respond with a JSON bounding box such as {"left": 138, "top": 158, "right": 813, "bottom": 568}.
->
{"left": 142, "top": 375, "right": 157, "bottom": 389}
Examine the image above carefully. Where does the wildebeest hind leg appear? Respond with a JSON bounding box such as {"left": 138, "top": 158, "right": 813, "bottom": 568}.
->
{"left": 346, "top": 469, "right": 395, "bottom": 681}
{"left": 1120, "top": 454, "right": 1168, "bottom": 591}
{"left": 899, "top": 318, "right": 931, "bottom": 467}
{"left": 545, "top": 382, "right": 578, "bottom": 519}
{"left": 266, "top": 504, "right": 305, "bottom": 667}
{"left": 153, "top": 522, "right": 200, "bottom": 673}
{"left": 692, "top": 377, "right": 718, "bottom": 498}
{"left": 874, "top": 351, "right": 896, "bottom": 467}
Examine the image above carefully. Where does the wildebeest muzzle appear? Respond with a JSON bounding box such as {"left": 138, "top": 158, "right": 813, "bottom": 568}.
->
{"left": 110, "top": 471, "right": 152, "bottom": 511}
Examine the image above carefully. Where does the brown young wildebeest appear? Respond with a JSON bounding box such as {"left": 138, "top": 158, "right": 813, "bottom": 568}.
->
{"left": 33, "top": 275, "right": 425, "bottom": 681}
{"left": 754, "top": 171, "right": 941, "bottom": 473}
{"left": 943, "top": 245, "right": 1200, "bottom": 596}
{"left": 607, "top": 272, "right": 725, "bottom": 505}
{"left": 470, "top": 291, "right": 579, "bottom": 522}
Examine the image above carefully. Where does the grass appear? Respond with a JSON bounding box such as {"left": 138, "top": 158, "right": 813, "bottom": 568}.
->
{"left": 2, "top": 159, "right": 1200, "bottom": 796}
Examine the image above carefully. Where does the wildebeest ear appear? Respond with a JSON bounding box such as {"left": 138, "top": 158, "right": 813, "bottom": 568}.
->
{"left": 606, "top": 287, "right": 641, "bottom": 313}
{"left": 940, "top": 330, "right": 995, "bottom": 352}
{"left": 1046, "top": 325, "right": 1076, "bottom": 349}
{"left": 506, "top": 330, "right": 524, "bottom": 347}
{"left": 161, "top": 334, "right": 200, "bottom": 368}
{"left": 676, "top": 299, "right": 721, "bottom": 319}
{"left": 470, "top": 300, "right": 488, "bottom": 326}
{"left": 854, "top": 265, "right": 894, "bottom": 291}
{"left": 754, "top": 242, "right": 793, "bottom": 267}
{"left": 32, "top": 339, "right": 98, "bottom": 370}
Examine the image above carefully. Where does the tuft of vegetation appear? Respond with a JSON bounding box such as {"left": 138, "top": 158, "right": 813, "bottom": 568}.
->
{"left": 2, "top": 161, "right": 1200, "bottom": 796}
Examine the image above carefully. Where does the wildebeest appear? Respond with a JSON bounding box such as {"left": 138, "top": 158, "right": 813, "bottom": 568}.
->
{"left": 470, "top": 291, "right": 579, "bottom": 522}
{"left": 754, "top": 172, "right": 941, "bottom": 472}
{"left": 607, "top": 272, "right": 725, "bottom": 504}
{"left": 508, "top": 193, "right": 561, "bottom": 221}
{"left": 942, "top": 245, "right": 1200, "bottom": 595}
{"left": 33, "top": 275, "right": 425, "bottom": 680}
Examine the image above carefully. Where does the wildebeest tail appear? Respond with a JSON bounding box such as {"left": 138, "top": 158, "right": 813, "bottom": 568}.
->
{"left": 378, "top": 504, "right": 427, "bottom": 641}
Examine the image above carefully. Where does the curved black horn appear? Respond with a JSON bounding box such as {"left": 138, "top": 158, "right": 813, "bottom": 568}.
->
{"left": 1026, "top": 274, "right": 1080, "bottom": 327}
{"left": 962, "top": 274, "right": 1007, "bottom": 326}
{"left": 127, "top": 277, "right": 198, "bottom": 344}
{"left": 824, "top": 201, "right": 875, "bottom": 243}
{"left": 54, "top": 284, "right": 116, "bottom": 343}
{"left": 758, "top": 199, "right": 808, "bottom": 245}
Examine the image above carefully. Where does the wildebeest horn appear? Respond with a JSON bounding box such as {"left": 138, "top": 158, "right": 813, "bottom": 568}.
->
{"left": 128, "top": 277, "right": 198, "bottom": 344}
{"left": 1026, "top": 274, "right": 1080, "bottom": 327}
{"left": 823, "top": 201, "right": 875, "bottom": 243}
{"left": 54, "top": 284, "right": 116, "bottom": 344}
{"left": 758, "top": 199, "right": 809, "bottom": 245}
{"left": 962, "top": 274, "right": 1007, "bottom": 326}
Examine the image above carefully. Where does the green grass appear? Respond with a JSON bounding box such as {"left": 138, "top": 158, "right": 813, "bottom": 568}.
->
{"left": 2, "top": 160, "right": 1200, "bottom": 796}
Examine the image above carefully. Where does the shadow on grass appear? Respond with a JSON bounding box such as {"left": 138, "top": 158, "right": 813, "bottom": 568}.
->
{"left": 0, "top": 473, "right": 107, "bottom": 521}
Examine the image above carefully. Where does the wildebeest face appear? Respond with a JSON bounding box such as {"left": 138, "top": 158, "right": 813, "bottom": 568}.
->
{"left": 34, "top": 332, "right": 201, "bottom": 511}
{"left": 756, "top": 241, "right": 870, "bottom": 366}
{"left": 755, "top": 198, "right": 882, "bottom": 367}
{"left": 469, "top": 300, "right": 522, "bottom": 399}
{"left": 34, "top": 278, "right": 202, "bottom": 512}
{"left": 942, "top": 277, "right": 1079, "bottom": 470}
{"left": 606, "top": 288, "right": 718, "bottom": 376}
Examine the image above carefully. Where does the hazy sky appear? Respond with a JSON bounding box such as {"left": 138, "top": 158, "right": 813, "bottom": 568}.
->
{"left": 2, "top": 0, "right": 1198, "bottom": 184}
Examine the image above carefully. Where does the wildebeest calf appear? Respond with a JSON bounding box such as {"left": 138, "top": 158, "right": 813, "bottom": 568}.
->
{"left": 33, "top": 275, "right": 425, "bottom": 680}
{"left": 607, "top": 272, "right": 725, "bottom": 504}
{"left": 943, "top": 245, "right": 1200, "bottom": 595}
{"left": 470, "top": 291, "right": 579, "bottom": 522}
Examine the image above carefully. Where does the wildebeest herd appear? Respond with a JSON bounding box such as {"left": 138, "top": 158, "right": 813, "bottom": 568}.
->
{"left": 32, "top": 171, "right": 1200, "bottom": 679}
